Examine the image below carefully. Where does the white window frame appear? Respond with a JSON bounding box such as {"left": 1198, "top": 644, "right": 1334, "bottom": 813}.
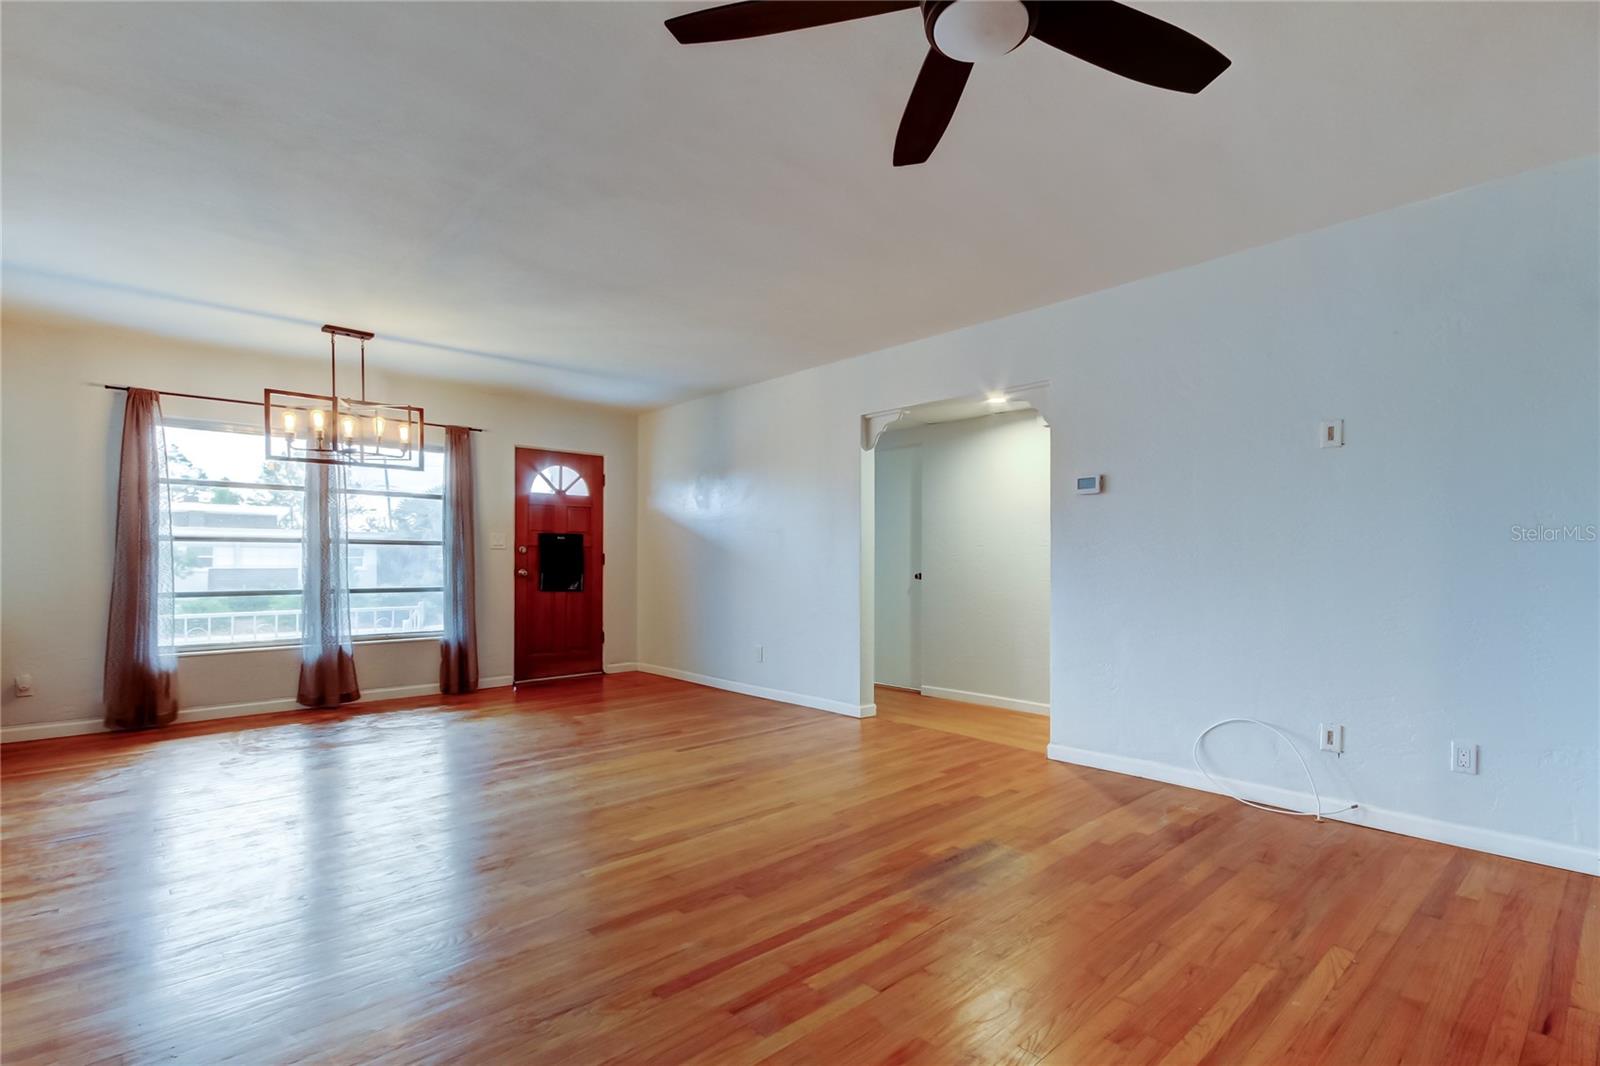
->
{"left": 163, "top": 418, "right": 447, "bottom": 654}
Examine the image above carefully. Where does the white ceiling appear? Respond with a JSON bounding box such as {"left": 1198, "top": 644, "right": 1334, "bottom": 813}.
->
{"left": 3, "top": 2, "right": 1595, "bottom": 407}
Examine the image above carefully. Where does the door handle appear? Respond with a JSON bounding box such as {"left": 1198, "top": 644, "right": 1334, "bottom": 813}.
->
{"left": 913, "top": 572, "right": 922, "bottom": 580}
{"left": 517, "top": 568, "right": 529, "bottom": 577}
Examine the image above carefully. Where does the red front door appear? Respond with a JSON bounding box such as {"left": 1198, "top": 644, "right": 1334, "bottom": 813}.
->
{"left": 514, "top": 448, "right": 604, "bottom": 682}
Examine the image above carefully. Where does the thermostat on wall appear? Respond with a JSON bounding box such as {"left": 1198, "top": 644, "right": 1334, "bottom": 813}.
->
{"left": 1076, "top": 475, "right": 1103, "bottom": 495}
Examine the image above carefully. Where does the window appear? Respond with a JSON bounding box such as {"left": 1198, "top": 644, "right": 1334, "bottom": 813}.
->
{"left": 165, "top": 422, "right": 445, "bottom": 649}
{"left": 537, "top": 532, "right": 585, "bottom": 592}
{"left": 529, "top": 463, "right": 589, "bottom": 497}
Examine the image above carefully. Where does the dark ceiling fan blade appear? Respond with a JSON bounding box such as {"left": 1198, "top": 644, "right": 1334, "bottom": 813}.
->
{"left": 1030, "top": 1, "right": 1230, "bottom": 93}
{"left": 893, "top": 49, "right": 973, "bottom": 166}
{"left": 665, "top": 1, "right": 918, "bottom": 44}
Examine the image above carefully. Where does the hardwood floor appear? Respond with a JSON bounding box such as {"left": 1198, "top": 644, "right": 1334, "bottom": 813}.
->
{"left": 873, "top": 685, "right": 1050, "bottom": 752}
{"left": 2, "top": 673, "right": 1595, "bottom": 1064}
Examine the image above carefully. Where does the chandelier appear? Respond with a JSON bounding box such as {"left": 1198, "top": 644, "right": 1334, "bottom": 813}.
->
{"left": 263, "top": 324, "right": 425, "bottom": 470}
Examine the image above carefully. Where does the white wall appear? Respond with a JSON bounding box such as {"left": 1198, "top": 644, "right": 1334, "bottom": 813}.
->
{"left": 875, "top": 412, "right": 1050, "bottom": 711}
{"left": 0, "top": 313, "right": 638, "bottom": 735}
{"left": 637, "top": 157, "right": 1600, "bottom": 873}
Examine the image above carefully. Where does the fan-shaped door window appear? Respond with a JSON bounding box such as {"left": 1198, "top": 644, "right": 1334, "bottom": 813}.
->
{"left": 529, "top": 463, "right": 590, "bottom": 498}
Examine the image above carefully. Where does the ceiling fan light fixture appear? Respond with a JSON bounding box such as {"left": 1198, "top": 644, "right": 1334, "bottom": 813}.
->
{"left": 662, "top": 0, "right": 1230, "bottom": 165}
{"left": 928, "top": 0, "right": 1033, "bottom": 63}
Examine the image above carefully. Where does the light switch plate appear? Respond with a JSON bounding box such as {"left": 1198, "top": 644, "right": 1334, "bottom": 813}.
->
{"left": 1319, "top": 420, "right": 1344, "bottom": 448}
{"left": 490, "top": 533, "right": 507, "bottom": 550}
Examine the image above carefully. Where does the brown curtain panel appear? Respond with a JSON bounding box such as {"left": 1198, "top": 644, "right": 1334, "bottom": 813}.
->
{"left": 104, "top": 388, "right": 180, "bottom": 730}
{"left": 440, "top": 426, "right": 479, "bottom": 694}
{"left": 297, "top": 459, "right": 361, "bottom": 707}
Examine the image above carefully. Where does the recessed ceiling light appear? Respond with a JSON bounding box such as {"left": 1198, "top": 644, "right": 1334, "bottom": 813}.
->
{"left": 986, "top": 393, "right": 1009, "bottom": 405}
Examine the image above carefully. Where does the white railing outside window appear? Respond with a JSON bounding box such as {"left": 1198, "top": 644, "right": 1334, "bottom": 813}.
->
{"left": 176, "top": 604, "right": 434, "bottom": 646}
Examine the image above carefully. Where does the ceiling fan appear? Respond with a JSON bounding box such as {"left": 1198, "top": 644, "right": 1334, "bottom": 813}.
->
{"left": 664, "top": 1, "right": 1230, "bottom": 166}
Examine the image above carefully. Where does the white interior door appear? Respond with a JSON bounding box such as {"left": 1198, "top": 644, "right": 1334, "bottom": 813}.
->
{"left": 874, "top": 444, "right": 920, "bottom": 689}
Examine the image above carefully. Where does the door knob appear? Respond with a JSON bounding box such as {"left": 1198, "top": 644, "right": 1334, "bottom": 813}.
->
{"left": 913, "top": 572, "right": 923, "bottom": 580}
{"left": 517, "top": 568, "right": 529, "bottom": 577}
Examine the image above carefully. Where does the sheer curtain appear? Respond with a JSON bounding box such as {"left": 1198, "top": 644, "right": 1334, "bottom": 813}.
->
{"left": 440, "top": 426, "right": 479, "bottom": 694}
{"left": 104, "top": 388, "right": 180, "bottom": 730}
{"left": 298, "top": 460, "right": 361, "bottom": 707}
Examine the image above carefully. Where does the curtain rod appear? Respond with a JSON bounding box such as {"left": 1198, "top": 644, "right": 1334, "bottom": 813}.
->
{"left": 101, "top": 385, "right": 483, "bottom": 433}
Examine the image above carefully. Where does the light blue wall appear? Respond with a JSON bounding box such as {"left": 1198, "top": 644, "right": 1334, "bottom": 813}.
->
{"left": 639, "top": 157, "right": 1599, "bottom": 870}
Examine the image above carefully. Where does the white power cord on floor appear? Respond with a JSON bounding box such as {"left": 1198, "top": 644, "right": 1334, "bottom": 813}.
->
{"left": 1192, "top": 718, "right": 1358, "bottom": 822}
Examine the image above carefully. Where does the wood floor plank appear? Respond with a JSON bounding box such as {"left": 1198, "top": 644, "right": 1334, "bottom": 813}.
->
{"left": 872, "top": 687, "right": 1049, "bottom": 753}
{"left": 1, "top": 673, "right": 1593, "bottom": 1064}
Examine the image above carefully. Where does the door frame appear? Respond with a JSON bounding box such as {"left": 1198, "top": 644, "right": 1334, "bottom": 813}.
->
{"left": 858, "top": 382, "right": 1053, "bottom": 715}
{"left": 513, "top": 446, "right": 605, "bottom": 683}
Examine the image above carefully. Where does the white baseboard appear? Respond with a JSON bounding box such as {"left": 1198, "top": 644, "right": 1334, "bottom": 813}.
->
{"left": 921, "top": 685, "right": 1049, "bottom": 716}
{"left": 1046, "top": 743, "right": 1599, "bottom": 877}
{"left": 1, "top": 676, "right": 518, "bottom": 744}
{"left": 603, "top": 662, "right": 640, "bottom": 674}
{"left": 635, "top": 663, "right": 875, "bottom": 719}
{"left": 2, "top": 716, "right": 148, "bottom": 743}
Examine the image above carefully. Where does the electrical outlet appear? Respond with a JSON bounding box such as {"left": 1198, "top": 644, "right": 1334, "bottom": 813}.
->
{"left": 1318, "top": 723, "right": 1344, "bottom": 754}
{"left": 1450, "top": 740, "right": 1479, "bottom": 774}
{"left": 755, "top": 644, "right": 765, "bottom": 664}
{"left": 13, "top": 674, "right": 33, "bottom": 697}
